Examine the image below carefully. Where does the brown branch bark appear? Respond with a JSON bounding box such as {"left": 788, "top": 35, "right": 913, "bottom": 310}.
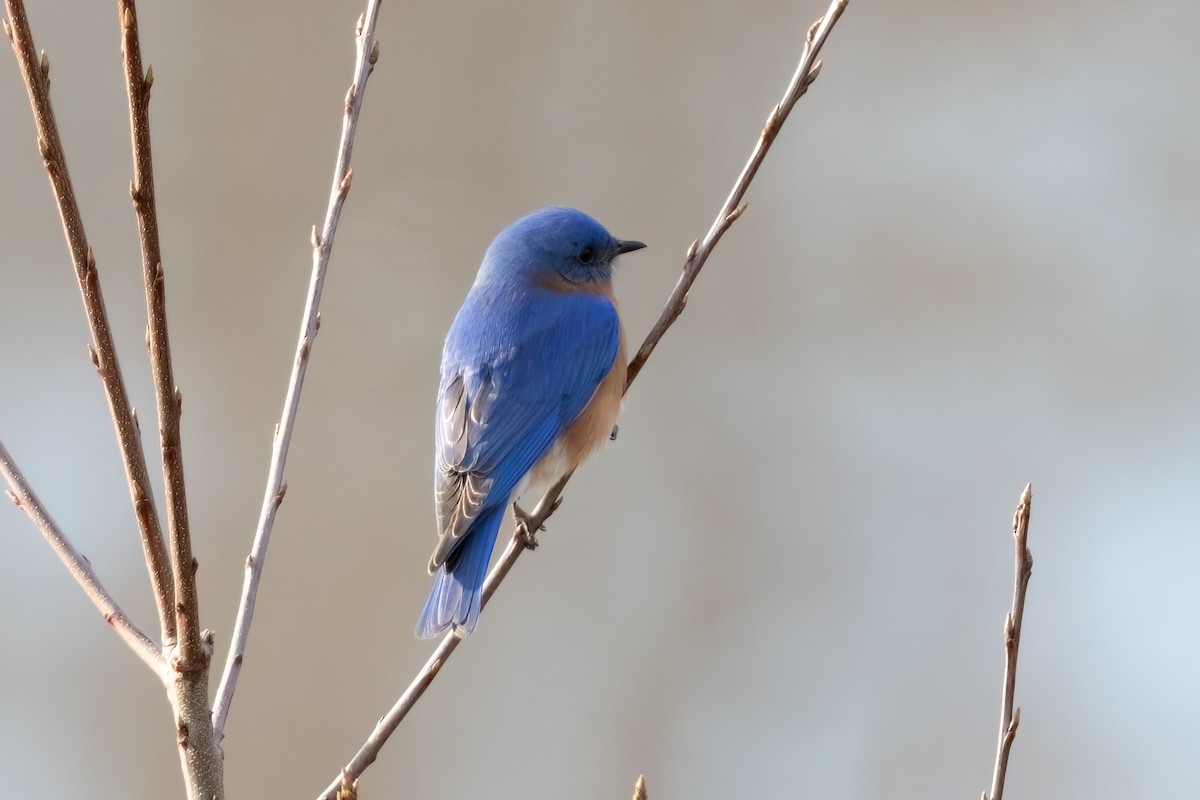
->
{"left": 318, "top": 0, "right": 850, "bottom": 793}
{"left": 114, "top": 4, "right": 220, "bottom": 796}
{"left": 117, "top": 0, "right": 199, "bottom": 665}
{"left": 983, "top": 484, "right": 1034, "bottom": 800}
{"left": 212, "top": 0, "right": 383, "bottom": 747}
{"left": 2, "top": 0, "right": 176, "bottom": 645}
{"left": 0, "top": 438, "right": 168, "bottom": 679}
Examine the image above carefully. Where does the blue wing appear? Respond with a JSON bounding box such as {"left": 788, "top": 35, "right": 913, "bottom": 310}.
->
{"left": 428, "top": 284, "right": 620, "bottom": 572}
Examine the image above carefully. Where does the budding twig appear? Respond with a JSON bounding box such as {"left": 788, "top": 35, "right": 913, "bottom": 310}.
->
{"left": 984, "top": 484, "right": 1034, "bottom": 800}
{"left": 118, "top": 0, "right": 200, "bottom": 665}
{"left": 0, "top": 438, "right": 168, "bottom": 680}
{"left": 212, "top": 0, "right": 383, "bottom": 745}
{"left": 4, "top": 0, "right": 177, "bottom": 645}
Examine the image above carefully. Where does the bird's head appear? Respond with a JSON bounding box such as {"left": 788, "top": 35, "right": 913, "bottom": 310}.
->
{"left": 479, "top": 206, "right": 646, "bottom": 289}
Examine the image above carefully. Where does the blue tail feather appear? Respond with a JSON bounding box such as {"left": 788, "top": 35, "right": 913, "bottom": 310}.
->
{"left": 415, "top": 505, "right": 506, "bottom": 639}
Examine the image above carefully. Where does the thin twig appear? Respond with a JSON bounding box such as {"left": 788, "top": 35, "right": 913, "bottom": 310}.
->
{"left": 3, "top": 0, "right": 176, "bottom": 644}
{"left": 117, "top": 0, "right": 199, "bottom": 666}
{"left": 626, "top": 0, "right": 847, "bottom": 386}
{"left": 984, "top": 484, "right": 1034, "bottom": 800}
{"left": 315, "top": 479, "right": 566, "bottom": 800}
{"left": 0, "top": 439, "right": 168, "bottom": 680}
{"left": 114, "top": 7, "right": 223, "bottom": 796}
{"left": 211, "top": 0, "right": 383, "bottom": 745}
{"left": 317, "top": 0, "right": 849, "bottom": 793}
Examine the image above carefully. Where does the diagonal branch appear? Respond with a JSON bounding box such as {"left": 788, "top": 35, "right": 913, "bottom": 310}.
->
{"left": 0, "top": 439, "right": 168, "bottom": 680}
{"left": 3, "top": 0, "right": 176, "bottom": 644}
{"left": 117, "top": 0, "right": 199, "bottom": 666}
{"left": 626, "top": 0, "right": 846, "bottom": 386}
{"left": 315, "top": 477, "right": 567, "bottom": 800}
{"left": 211, "top": 0, "right": 383, "bottom": 746}
{"left": 318, "top": 0, "right": 850, "bottom": 793}
{"left": 983, "top": 484, "right": 1034, "bottom": 800}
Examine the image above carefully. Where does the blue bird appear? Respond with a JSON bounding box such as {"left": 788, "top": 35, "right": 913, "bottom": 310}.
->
{"left": 416, "top": 207, "right": 646, "bottom": 639}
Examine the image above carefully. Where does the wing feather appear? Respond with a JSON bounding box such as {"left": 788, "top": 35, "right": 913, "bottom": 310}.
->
{"left": 429, "top": 289, "right": 618, "bottom": 571}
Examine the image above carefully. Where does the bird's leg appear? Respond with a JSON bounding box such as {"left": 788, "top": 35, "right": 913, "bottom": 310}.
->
{"left": 512, "top": 497, "right": 563, "bottom": 550}
{"left": 512, "top": 502, "right": 541, "bottom": 549}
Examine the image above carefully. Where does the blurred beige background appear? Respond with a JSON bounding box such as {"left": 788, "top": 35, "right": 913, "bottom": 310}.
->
{"left": 2, "top": 0, "right": 1196, "bottom": 797}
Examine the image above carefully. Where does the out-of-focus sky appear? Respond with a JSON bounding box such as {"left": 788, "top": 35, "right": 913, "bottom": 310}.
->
{"left": 1, "top": 0, "right": 1196, "bottom": 797}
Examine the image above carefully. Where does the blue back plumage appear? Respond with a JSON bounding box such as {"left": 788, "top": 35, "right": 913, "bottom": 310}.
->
{"left": 416, "top": 207, "right": 643, "bottom": 638}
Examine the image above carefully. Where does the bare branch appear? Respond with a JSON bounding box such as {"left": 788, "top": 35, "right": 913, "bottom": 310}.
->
{"left": 626, "top": 0, "right": 847, "bottom": 386}
{"left": 315, "top": 478, "right": 568, "bottom": 800}
{"left": 212, "top": 0, "right": 383, "bottom": 745}
{"left": 984, "top": 484, "right": 1034, "bottom": 800}
{"left": 117, "top": 0, "right": 200, "bottom": 667}
{"left": 0, "top": 439, "right": 168, "bottom": 680}
{"left": 114, "top": 6, "right": 222, "bottom": 796}
{"left": 318, "top": 0, "right": 850, "bottom": 791}
{"left": 3, "top": 0, "right": 176, "bottom": 643}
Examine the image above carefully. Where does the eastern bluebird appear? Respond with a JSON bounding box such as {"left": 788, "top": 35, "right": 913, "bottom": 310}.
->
{"left": 416, "top": 207, "right": 646, "bottom": 639}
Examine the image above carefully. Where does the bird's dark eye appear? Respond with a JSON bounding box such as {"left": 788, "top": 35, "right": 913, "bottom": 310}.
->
{"left": 578, "top": 245, "right": 595, "bottom": 264}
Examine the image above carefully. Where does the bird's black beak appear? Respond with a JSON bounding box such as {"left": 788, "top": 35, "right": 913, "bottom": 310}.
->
{"left": 614, "top": 239, "right": 647, "bottom": 255}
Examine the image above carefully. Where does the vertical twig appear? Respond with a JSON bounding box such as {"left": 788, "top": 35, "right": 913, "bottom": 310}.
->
{"left": 2, "top": 0, "right": 176, "bottom": 645}
{"left": 117, "top": 0, "right": 199, "bottom": 664}
{"left": 212, "top": 0, "right": 383, "bottom": 746}
{"left": 984, "top": 484, "right": 1034, "bottom": 800}
{"left": 114, "top": 5, "right": 220, "bottom": 795}
{"left": 0, "top": 439, "right": 168, "bottom": 679}
{"left": 317, "top": 0, "right": 850, "bottom": 793}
